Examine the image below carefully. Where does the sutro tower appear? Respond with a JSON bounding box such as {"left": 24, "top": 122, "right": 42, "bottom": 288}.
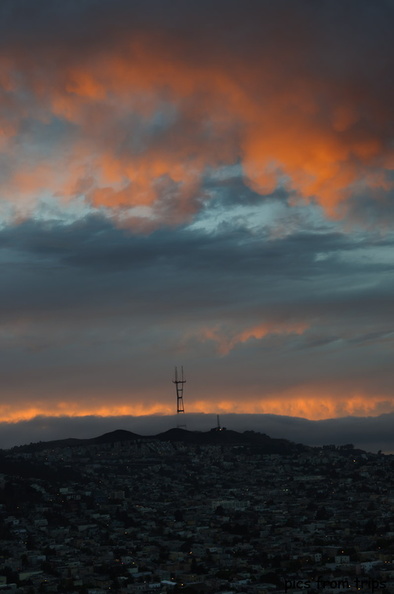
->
{"left": 173, "top": 366, "right": 186, "bottom": 414}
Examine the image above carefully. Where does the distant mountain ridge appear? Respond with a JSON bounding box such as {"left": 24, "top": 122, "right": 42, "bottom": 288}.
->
{"left": 9, "top": 427, "right": 308, "bottom": 455}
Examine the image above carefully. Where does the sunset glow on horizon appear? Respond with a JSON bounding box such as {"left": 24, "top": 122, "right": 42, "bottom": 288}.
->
{"left": 1, "top": 391, "right": 394, "bottom": 425}
{"left": 0, "top": 0, "right": 394, "bottom": 442}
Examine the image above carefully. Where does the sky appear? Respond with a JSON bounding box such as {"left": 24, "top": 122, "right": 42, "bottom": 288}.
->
{"left": 0, "top": 0, "right": 394, "bottom": 446}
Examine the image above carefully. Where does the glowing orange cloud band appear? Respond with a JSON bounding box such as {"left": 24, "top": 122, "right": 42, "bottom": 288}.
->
{"left": 0, "top": 392, "right": 393, "bottom": 424}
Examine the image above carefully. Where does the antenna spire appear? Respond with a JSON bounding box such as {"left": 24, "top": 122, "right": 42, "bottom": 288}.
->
{"left": 173, "top": 366, "right": 186, "bottom": 414}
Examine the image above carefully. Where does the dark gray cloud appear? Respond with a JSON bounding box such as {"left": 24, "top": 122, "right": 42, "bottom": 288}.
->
{"left": 0, "top": 212, "right": 392, "bottom": 324}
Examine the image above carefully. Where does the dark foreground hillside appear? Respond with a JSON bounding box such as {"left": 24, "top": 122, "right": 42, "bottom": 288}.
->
{"left": 0, "top": 430, "right": 392, "bottom": 593}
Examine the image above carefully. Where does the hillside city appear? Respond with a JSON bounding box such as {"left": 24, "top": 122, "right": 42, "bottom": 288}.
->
{"left": 0, "top": 428, "right": 393, "bottom": 594}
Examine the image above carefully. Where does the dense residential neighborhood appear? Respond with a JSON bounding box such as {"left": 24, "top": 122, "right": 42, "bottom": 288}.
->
{"left": 0, "top": 429, "right": 393, "bottom": 593}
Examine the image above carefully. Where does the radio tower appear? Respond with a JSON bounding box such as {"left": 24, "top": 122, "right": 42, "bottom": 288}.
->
{"left": 173, "top": 366, "right": 186, "bottom": 415}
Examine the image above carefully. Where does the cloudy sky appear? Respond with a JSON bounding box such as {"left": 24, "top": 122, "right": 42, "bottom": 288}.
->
{"left": 0, "top": 0, "right": 394, "bottom": 444}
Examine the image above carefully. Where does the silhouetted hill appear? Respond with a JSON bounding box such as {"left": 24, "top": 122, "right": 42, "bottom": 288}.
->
{"left": 11, "top": 429, "right": 144, "bottom": 453}
{"left": 155, "top": 427, "right": 305, "bottom": 453}
{"left": 10, "top": 427, "right": 308, "bottom": 455}
{"left": 92, "top": 429, "right": 141, "bottom": 444}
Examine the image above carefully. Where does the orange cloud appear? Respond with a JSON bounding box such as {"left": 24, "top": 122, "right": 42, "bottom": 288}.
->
{"left": 200, "top": 321, "right": 309, "bottom": 354}
{"left": 0, "top": 21, "right": 392, "bottom": 225}
{"left": 0, "top": 401, "right": 173, "bottom": 424}
{"left": 0, "top": 391, "right": 392, "bottom": 424}
{"left": 190, "top": 393, "right": 394, "bottom": 420}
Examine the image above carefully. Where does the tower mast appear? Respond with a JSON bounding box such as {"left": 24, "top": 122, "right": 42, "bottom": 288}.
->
{"left": 173, "top": 366, "right": 186, "bottom": 414}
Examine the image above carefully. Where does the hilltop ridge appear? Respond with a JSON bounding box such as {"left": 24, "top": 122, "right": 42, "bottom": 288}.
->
{"left": 10, "top": 427, "right": 307, "bottom": 455}
{"left": 8, "top": 426, "right": 371, "bottom": 458}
